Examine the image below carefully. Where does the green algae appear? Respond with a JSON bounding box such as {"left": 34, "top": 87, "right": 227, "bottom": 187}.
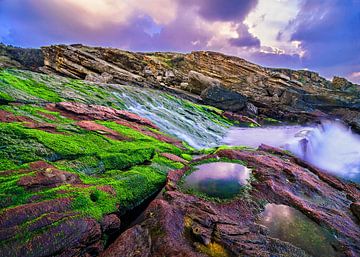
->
{"left": 0, "top": 69, "right": 62, "bottom": 102}
{"left": 0, "top": 67, "right": 246, "bottom": 250}
{"left": 0, "top": 116, "right": 186, "bottom": 220}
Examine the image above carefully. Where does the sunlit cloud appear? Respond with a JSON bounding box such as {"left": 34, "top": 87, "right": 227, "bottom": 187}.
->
{"left": 0, "top": 0, "right": 359, "bottom": 83}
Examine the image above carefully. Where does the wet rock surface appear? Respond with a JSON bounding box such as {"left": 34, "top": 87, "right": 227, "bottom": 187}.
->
{"left": 40, "top": 44, "right": 360, "bottom": 130}
{"left": 103, "top": 146, "right": 360, "bottom": 257}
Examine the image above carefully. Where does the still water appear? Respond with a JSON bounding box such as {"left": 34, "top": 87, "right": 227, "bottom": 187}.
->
{"left": 258, "top": 204, "right": 336, "bottom": 257}
{"left": 183, "top": 162, "right": 251, "bottom": 199}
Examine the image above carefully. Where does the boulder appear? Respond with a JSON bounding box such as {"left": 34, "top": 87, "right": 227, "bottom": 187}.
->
{"left": 85, "top": 72, "right": 113, "bottom": 83}
{"left": 187, "top": 70, "right": 221, "bottom": 94}
{"left": 200, "top": 85, "right": 247, "bottom": 112}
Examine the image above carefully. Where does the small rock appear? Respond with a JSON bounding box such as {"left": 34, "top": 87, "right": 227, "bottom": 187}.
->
{"left": 85, "top": 72, "right": 113, "bottom": 83}
{"left": 350, "top": 202, "right": 360, "bottom": 221}
{"left": 101, "top": 214, "right": 121, "bottom": 233}
{"left": 245, "top": 102, "right": 258, "bottom": 115}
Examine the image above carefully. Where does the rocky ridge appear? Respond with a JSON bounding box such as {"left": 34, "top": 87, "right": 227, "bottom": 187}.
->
{"left": 39, "top": 44, "right": 360, "bottom": 130}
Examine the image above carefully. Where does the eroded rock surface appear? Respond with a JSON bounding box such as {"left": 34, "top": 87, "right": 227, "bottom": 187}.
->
{"left": 103, "top": 146, "right": 360, "bottom": 257}
{"left": 40, "top": 44, "right": 360, "bottom": 129}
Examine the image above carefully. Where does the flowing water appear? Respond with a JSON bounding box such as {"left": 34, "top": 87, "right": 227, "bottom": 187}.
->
{"left": 108, "top": 83, "right": 360, "bottom": 182}
{"left": 257, "top": 204, "right": 336, "bottom": 257}
{"left": 182, "top": 162, "right": 251, "bottom": 199}
{"left": 112, "top": 86, "right": 229, "bottom": 149}
{"left": 223, "top": 120, "right": 360, "bottom": 182}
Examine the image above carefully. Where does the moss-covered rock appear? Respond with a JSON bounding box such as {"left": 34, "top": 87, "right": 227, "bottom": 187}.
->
{"left": 0, "top": 68, "right": 211, "bottom": 257}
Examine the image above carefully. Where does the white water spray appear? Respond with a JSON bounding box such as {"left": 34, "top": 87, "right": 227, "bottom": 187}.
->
{"left": 224, "top": 121, "right": 360, "bottom": 182}
{"left": 284, "top": 121, "right": 360, "bottom": 182}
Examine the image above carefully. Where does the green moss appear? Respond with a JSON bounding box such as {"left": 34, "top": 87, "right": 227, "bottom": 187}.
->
{"left": 164, "top": 94, "right": 233, "bottom": 127}
{"left": 181, "top": 153, "right": 193, "bottom": 161}
{"left": 65, "top": 79, "right": 125, "bottom": 108}
{"left": 0, "top": 69, "right": 62, "bottom": 102}
{"left": 0, "top": 114, "right": 185, "bottom": 220}
{"left": 0, "top": 91, "right": 14, "bottom": 102}
{"left": 152, "top": 154, "right": 184, "bottom": 170}
{"left": 0, "top": 123, "right": 56, "bottom": 169}
{"left": 71, "top": 188, "right": 117, "bottom": 220}
{"left": 263, "top": 117, "right": 281, "bottom": 123}
{"left": 197, "top": 145, "right": 255, "bottom": 155}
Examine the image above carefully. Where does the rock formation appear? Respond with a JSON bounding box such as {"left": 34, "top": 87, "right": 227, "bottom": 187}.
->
{"left": 102, "top": 146, "right": 360, "bottom": 257}
{"left": 39, "top": 44, "right": 360, "bottom": 130}
{"left": 0, "top": 44, "right": 359, "bottom": 257}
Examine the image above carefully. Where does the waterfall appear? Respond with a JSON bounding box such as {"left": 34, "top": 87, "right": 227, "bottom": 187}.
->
{"left": 284, "top": 121, "right": 360, "bottom": 182}
{"left": 223, "top": 120, "right": 360, "bottom": 182}
{"left": 110, "top": 85, "right": 229, "bottom": 149}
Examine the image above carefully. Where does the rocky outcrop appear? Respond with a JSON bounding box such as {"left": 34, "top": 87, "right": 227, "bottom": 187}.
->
{"left": 187, "top": 70, "right": 221, "bottom": 94}
{"left": 200, "top": 85, "right": 248, "bottom": 112}
{"left": 40, "top": 44, "right": 360, "bottom": 130}
{"left": 332, "top": 76, "right": 358, "bottom": 91}
{"left": 102, "top": 146, "right": 360, "bottom": 257}
{"left": 0, "top": 43, "right": 43, "bottom": 71}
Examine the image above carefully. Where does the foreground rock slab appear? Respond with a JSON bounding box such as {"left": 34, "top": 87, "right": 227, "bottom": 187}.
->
{"left": 102, "top": 145, "right": 360, "bottom": 257}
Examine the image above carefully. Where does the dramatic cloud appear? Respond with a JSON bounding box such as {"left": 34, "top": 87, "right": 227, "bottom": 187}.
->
{"left": 283, "top": 0, "right": 360, "bottom": 82}
{"left": 196, "top": 0, "right": 258, "bottom": 21}
{"left": 0, "top": 0, "right": 359, "bottom": 83}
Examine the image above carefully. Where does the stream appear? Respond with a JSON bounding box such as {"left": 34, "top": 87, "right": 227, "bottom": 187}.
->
{"left": 224, "top": 120, "right": 360, "bottom": 183}
{"left": 110, "top": 85, "right": 360, "bottom": 182}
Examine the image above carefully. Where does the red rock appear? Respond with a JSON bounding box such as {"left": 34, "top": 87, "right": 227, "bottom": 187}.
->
{"left": 0, "top": 216, "right": 102, "bottom": 257}
{"left": 47, "top": 102, "right": 158, "bottom": 129}
{"left": 117, "top": 110, "right": 157, "bottom": 129}
{"left": 105, "top": 147, "right": 360, "bottom": 256}
{"left": 100, "top": 214, "right": 121, "bottom": 233}
{"left": 18, "top": 168, "right": 82, "bottom": 190}
{"left": 0, "top": 110, "right": 33, "bottom": 123}
{"left": 47, "top": 102, "right": 184, "bottom": 148}
{"left": 77, "top": 120, "right": 129, "bottom": 141}
{"left": 23, "top": 122, "right": 62, "bottom": 134}
{"left": 28, "top": 160, "right": 54, "bottom": 170}
{"left": 160, "top": 153, "right": 188, "bottom": 164}
{"left": 97, "top": 185, "right": 117, "bottom": 196}
{"left": 0, "top": 197, "right": 72, "bottom": 229}
{"left": 223, "top": 111, "right": 260, "bottom": 126}
{"left": 350, "top": 202, "right": 360, "bottom": 221}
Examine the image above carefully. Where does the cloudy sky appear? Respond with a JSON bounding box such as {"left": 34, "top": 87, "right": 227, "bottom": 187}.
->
{"left": 1, "top": 0, "right": 359, "bottom": 83}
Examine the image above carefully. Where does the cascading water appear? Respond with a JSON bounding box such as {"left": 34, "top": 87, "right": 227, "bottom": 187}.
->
{"left": 224, "top": 120, "right": 360, "bottom": 182}
{"left": 284, "top": 121, "right": 360, "bottom": 182}
{"left": 110, "top": 85, "right": 229, "bottom": 149}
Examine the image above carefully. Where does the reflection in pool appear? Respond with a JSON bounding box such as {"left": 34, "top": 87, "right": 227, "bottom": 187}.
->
{"left": 183, "top": 162, "right": 250, "bottom": 199}
{"left": 223, "top": 120, "right": 360, "bottom": 182}
{"left": 258, "top": 204, "right": 336, "bottom": 257}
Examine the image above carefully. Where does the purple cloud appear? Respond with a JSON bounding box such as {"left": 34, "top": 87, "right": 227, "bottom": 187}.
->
{"left": 229, "top": 24, "right": 260, "bottom": 48}
{"left": 196, "top": 0, "right": 258, "bottom": 21}
{"left": 284, "top": 0, "right": 360, "bottom": 81}
{"left": 0, "top": 0, "right": 359, "bottom": 83}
